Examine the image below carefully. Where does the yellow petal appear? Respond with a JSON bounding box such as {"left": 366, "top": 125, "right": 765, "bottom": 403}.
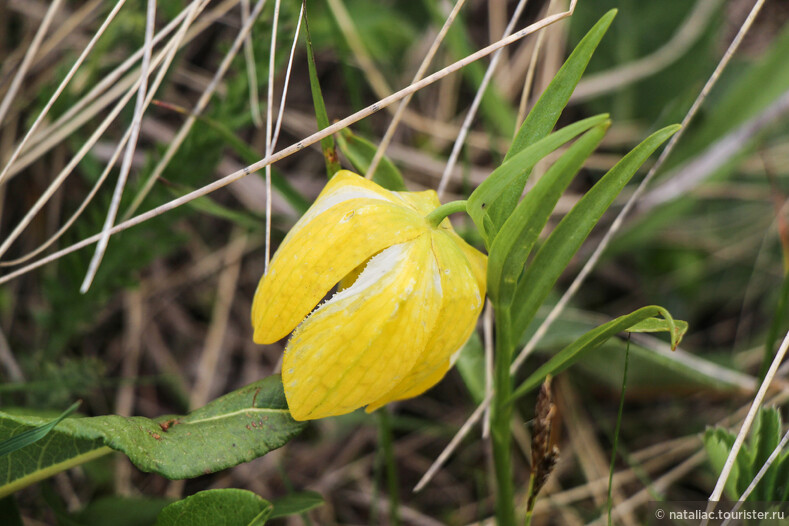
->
{"left": 283, "top": 234, "right": 441, "bottom": 420}
{"left": 366, "top": 229, "right": 485, "bottom": 411}
{"left": 251, "top": 172, "right": 426, "bottom": 344}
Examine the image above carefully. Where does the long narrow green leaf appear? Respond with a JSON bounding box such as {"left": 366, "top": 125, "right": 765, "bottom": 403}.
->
{"left": 0, "top": 401, "right": 80, "bottom": 458}
{"left": 510, "top": 306, "right": 685, "bottom": 403}
{"left": 467, "top": 114, "right": 609, "bottom": 243}
{"left": 303, "top": 3, "right": 341, "bottom": 178}
{"left": 511, "top": 124, "right": 681, "bottom": 334}
{"left": 487, "top": 122, "right": 609, "bottom": 305}
{"left": 485, "top": 10, "right": 617, "bottom": 239}
{"left": 335, "top": 128, "right": 406, "bottom": 190}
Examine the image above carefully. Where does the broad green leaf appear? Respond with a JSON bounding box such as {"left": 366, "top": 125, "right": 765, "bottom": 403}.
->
{"left": 155, "top": 489, "right": 271, "bottom": 526}
{"left": 0, "top": 415, "right": 109, "bottom": 499}
{"left": 304, "top": 4, "right": 341, "bottom": 178}
{"left": 487, "top": 122, "right": 608, "bottom": 305}
{"left": 0, "top": 376, "right": 304, "bottom": 497}
{"left": 510, "top": 306, "right": 685, "bottom": 402}
{"left": 485, "top": 10, "right": 617, "bottom": 238}
{"left": 269, "top": 491, "right": 325, "bottom": 519}
{"left": 335, "top": 128, "right": 406, "bottom": 191}
{"left": 467, "top": 114, "right": 609, "bottom": 243}
{"left": 0, "top": 400, "right": 80, "bottom": 457}
{"left": 511, "top": 124, "right": 681, "bottom": 334}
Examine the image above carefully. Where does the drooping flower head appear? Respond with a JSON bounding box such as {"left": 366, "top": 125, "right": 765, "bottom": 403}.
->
{"left": 251, "top": 171, "right": 486, "bottom": 421}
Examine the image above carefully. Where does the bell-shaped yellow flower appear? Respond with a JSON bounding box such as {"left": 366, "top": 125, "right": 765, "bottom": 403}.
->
{"left": 251, "top": 171, "right": 486, "bottom": 421}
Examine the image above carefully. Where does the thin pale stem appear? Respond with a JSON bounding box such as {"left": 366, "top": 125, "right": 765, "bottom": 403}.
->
{"left": 0, "top": 0, "right": 64, "bottom": 126}
{"left": 264, "top": 0, "right": 281, "bottom": 274}
{"left": 80, "top": 0, "right": 157, "bottom": 293}
{"left": 436, "top": 0, "right": 529, "bottom": 198}
{"left": 365, "top": 0, "right": 468, "bottom": 180}
{"left": 270, "top": 2, "right": 304, "bottom": 150}
{"left": 122, "top": 0, "right": 267, "bottom": 221}
{"left": 0, "top": 5, "right": 576, "bottom": 286}
{"left": 0, "top": 0, "right": 128, "bottom": 187}
{"left": 240, "top": 0, "right": 263, "bottom": 128}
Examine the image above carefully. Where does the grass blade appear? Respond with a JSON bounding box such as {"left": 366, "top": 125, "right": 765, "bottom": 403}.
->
{"left": 303, "top": 2, "right": 341, "bottom": 178}
{"left": 467, "top": 114, "right": 609, "bottom": 243}
{"left": 485, "top": 10, "right": 617, "bottom": 238}
{"left": 487, "top": 121, "right": 609, "bottom": 305}
{"left": 335, "top": 128, "right": 406, "bottom": 190}
{"left": 510, "top": 306, "right": 685, "bottom": 403}
{"left": 511, "top": 124, "right": 681, "bottom": 334}
{"left": 0, "top": 401, "right": 81, "bottom": 458}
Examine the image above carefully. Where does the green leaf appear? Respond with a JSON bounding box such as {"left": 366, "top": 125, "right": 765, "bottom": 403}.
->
{"left": 510, "top": 306, "right": 686, "bottom": 402}
{"left": 626, "top": 317, "right": 689, "bottom": 342}
{"left": 304, "top": 3, "right": 341, "bottom": 178}
{"left": 467, "top": 114, "right": 609, "bottom": 243}
{"left": 269, "top": 491, "right": 325, "bottom": 519}
{"left": 154, "top": 489, "right": 272, "bottom": 526}
{"left": 485, "top": 10, "right": 617, "bottom": 238}
{"left": 0, "top": 376, "right": 304, "bottom": 497}
{"left": 0, "top": 400, "right": 80, "bottom": 458}
{"left": 511, "top": 124, "right": 681, "bottom": 335}
{"left": 335, "top": 128, "right": 406, "bottom": 190}
{"left": 487, "top": 122, "right": 609, "bottom": 305}
{"left": 750, "top": 407, "right": 782, "bottom": 501}
{"left": 704, "top": 428, "right": 741, "bottom": 500}
{"left": 0, "top": 496, "right": 23, "bottom": 526}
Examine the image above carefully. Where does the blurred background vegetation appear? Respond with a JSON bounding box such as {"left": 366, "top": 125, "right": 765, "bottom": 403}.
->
{"left": 2, "top": 0, "right": 789, "bottom": 523}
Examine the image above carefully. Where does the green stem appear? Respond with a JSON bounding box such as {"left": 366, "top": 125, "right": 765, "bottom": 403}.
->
{"left": 491, "top": 306, "right": 516, "bottom": 525}
{"left": 377, "top": 409, "right": 400, "bottom": 526}
{"left": 425, "top": 200, "right": 468, "bottom": 227}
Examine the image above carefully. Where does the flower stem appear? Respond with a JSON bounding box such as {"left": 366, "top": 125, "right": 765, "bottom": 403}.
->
{"left": 425, "top": 200, "right": 467, "bottom": 227}
{"left": 491, "top": 306, "right": 517, "bottom": 525}
{"left": 377, "top": 408, "right": 400, "bottom": 526}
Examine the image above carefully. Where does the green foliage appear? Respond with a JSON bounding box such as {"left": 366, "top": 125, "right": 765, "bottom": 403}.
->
{"left": 511, "top": 306, "right": 686, "bottom": 402}
{"left": 0, "top": 401, "right": 80, "bottom": 458}
{"left": 704, "top": 407, "right": 789, "bottom": 501}
{"left": 304, "top": 4, "right": 341, "bottom": 178}
{"left": 70, "top": 496, "right": 172, "bottom": 526}
{"left": 335, "top": 128, "right": 406, "bottom": 190}
{"left": 154, "top": 489, "right": 271, "bottom": 526}
{"left": 269, "top": 491, "right": 325, "bottom": 519}
{"left": 0, "top": 376, "right": 303, "bottom": 497}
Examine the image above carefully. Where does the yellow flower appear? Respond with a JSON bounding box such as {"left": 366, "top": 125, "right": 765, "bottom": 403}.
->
{"left": 251, "top": 171, "right": 486, "bottom": 421}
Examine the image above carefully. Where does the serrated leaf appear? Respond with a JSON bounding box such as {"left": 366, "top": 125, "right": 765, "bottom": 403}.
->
{"left": 485, "top": 10, "right": 617, "bottom": 238}
{"left": 750, "top": 407, "right": 782, "bottom": 501}
{"left": 487, "top": 122, "right": 608, "bottom": 305}
{"left": 511, "top": 124, "right": 681, "bottom": 336}
{"left": 0, "top": 376, "right": 304, "bottom": 497}
{"left": 467, "top": 114, "right": 609, "bottom": 243}
{"left": 510, "top": 306, "right": 684, "bottom": 402}
{"left": 304, "top": 3, "right": 341, "bottom": 178}
{"left": 335, "top": 128, "right": 406, "bottom": 191}
{"left": 154, "top": 489, "right": 271, "bottom": 526}
{"left": 704, "top": 428, "right": 741, "bottom": 500}
{"left": 269, "top": 491, "right": 325, "bottom": 519}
